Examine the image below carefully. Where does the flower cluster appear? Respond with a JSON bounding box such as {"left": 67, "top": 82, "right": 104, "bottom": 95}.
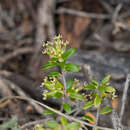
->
{"left": 42, "top": 76, "right": 64, "bottom": 100}
{"left": 42, "top": 35, "right": 68, "bottom": 62}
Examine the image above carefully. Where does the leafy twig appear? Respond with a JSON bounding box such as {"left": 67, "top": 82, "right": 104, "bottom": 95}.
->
{"left": 0, "top": 96, "right": 115, "bottom": 130}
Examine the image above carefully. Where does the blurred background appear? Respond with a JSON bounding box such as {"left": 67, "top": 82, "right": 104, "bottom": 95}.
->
{"left": 0, "top": 0, "right": 130, "bottom": 128}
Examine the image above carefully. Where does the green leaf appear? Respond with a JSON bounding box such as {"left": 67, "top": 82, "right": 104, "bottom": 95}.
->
{"left": 63, "top": 104, "right": 72, "bottom": 114}
{"left": 54, "top": 78, "right": 64, "bottom": 89}
{"left": 46, "top": 90, "right": 58, "bottom": 97}
{"left": 100, "top": 106, "right": 112, "bottom": 114}
{"left": 94, "top": 95, "right": 101, "bottom": 107}
{"left": 43, "top": 109, "right": 55, "bottom": 115}
{"left": 66, "top": 78, "right": 74, "bottom": 89}
{"left": 48, "top": 71, "right": 60, "bottom": 77}
{"left": 42, "top": 62, "right": 57, "bottom": 70}
{"left": 104, "top": 86, "right": 116, "bottom": 93}
{"left": 101, "top": 75, "right": 111, "bottom": 85}
{"left": 36, "top": 125, "right": 45, "bottom": 130}
{"left": 50, "top": 57, "right": 58, "bottom": 62}
{"left": 67, "top": 122, "right": 80, "bottom": 130}
{"left": 85, "top": 83, "right": 96, "bottom": 90}
{"left": 92, "top": 79, "right": 99, "bottom": 86}
{"left": 44, "top": 121, "right": 59, "bottom": 128}
{"left": 60, "top": 117, "right": 68, "bottom": 127}
{"left": 82, "top": 115, "right": 94, "bottom": 122}
{"left": 65, "top": 63, "right": 81, "bottom": 72}
{"left": 83, "top": 100, "right": 94, "bottom": 109}
{"left": 98, "top": 86, "right": 105, "bottom": 94}
{"left": 54, "top": 92, "right": 63, "bottom": 98}
{"left": 59, "top": 61, "right": 66, "bottom": 69}
{"left": 62, "top": 48, "right": 76, "bottom": 60}
{"left": 69, "top": 91, "right": 84, "bottom": 100}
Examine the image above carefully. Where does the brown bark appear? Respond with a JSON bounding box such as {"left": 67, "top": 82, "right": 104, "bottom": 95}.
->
{"left": 59, "top": 0, "right": 102, "bottom": 48}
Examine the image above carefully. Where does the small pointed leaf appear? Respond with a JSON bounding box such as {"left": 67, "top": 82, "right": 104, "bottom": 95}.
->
{"left": 60, "top": 117, "right": 68, "bottom": 126}
{"left": 65, "top": 63, "right": 81, "bottom": 72}
{"left": 67, "top": 122, "right": 80, "bottom": 129}
{"left": 105, "top": 86, "right": 116, "bottom": 93}
{"left": 43, "top": 109, "right": 55, "bottom": 115}
{"left": 100, "top": 106, "right": 112, "bottom": 114}
{"left": 62, "top": 48, "right": 76, "bottom": 60}
{"left": 50, "top": 57, "right": 58, "bottom": 62}
{"left": 54, "top": 92, "right": 63, "bottom": 98}
{"left": 48, "top": 71, "right": 60, "bottom": 77}
{"left": 42, "top": 63, "right": 57, "bottom": 70}
{"left": 94, "top": 95, "right": 101, "bottom": 107}
{"left": 92, "top": 79, "right": 98, "bottom": 86}
{"left": 69, "top": 91, "right": 84, "bottom": 100}
{"left": 83, "top": 101, "right": 94, "bottom": 109}
{"left": 44, "top": 121, "right": 59, "bottom": 128}
{"left": 101, "top": 75, "right": 111, "bottom": 84}
{"left": 98, "top": 86, "right": 105, "bottom": 94}
{"left": 82, "top": 115, "right": 94, "bottom": 122}
{"left": 63, "top": 104, "right": 72, "bottom": 114}
{"left": 46, "top": 90, "right": 58, "bottom": 97}
{"left": 66, "top": 78, "right": 74, "bottom": 89}
{"left": 85, "top": 84, "right": 96, "bottom": 90}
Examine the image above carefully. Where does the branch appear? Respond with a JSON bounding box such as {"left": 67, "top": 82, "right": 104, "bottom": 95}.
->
{"left": 100, "top": 1, "right": 114, "bottom": 14}
{"left": 0, "top": 96, "right": 114, "bottom": 130}
{"left": 93, "top": 106, "right": 100, "bottom": 130}
{"left": 0, "top": 77, "right": 43, "bottom": 114}
{"left": 112, "top": 3, "right": 123, "bottom": 23}
{"left": 0, "top": 47, "right": 34, "bottom": 64}
{"left": 56, "top": 7, "right": 111, "bottom": 19}
{"left": 120, "top": 75, "right": 130, "bottom": 123}
{"left": 20, "top": 118, "right": 51, "bottom": 130}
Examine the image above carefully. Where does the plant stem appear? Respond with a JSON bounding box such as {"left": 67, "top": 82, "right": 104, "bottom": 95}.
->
{"left": 93, "top": 105, "right": 100, "bottom": 130}
{"left": 62, "top": 70, "right": 67, "bottom": 95}
{"left": 120, "top": 76, "right": 130, "bottom": 123}
{"left": 60, "top": 70, "right": 67, "bottom": 111}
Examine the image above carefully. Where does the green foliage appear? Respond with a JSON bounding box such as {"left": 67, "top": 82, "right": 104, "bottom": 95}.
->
{"left": 48, "top": 71, "right": 61, "bottom": 77}
{"left": 100, "top": 105, "right": 112, "bottom": 114}
{"left": 0, "top": 117, "right": 19, "bottom": 130}
{"left": 66, "top": 122, "right": 81, "bottom": 130}
{"left": 62, "top": 48, "right": 76, "bottom": 60}
{"left": 82, "top": 115, "right": 94, "bottom": 122}
{"left": 66, "top": 78, "right": 74, "bottom": 89}
{"left": 64, "top": 63, "right": 81, "bottom": 72}
{"left": 43, "top": 109, "right": 55, "bottom": 115}
{"left": 63, "top": 104, "right": 72, "bottom": 114}
{"left": 35, "top": 117, "right": 81, "bottom": 130}
{"left": 83, "top": 74, "right": 116, "bottom": 109}
{"left": 83, "top": 100, "right": 94, "bottom": 109}
{"left": 94, "top": 95, "right": 102, "bottom": 108}
{"left": 44, "top": 121, "right": 59, "bottom": 128}
{"left": 41, "top": 35, "right": 117, "bottom": 129}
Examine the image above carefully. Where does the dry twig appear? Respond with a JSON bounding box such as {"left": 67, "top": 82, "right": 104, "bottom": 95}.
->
{"left": 0, "top": 77, "right": 43, "bottom": 114}
{"left": 120, "top": 75, "right": 130, "bottom": 123}
{"left": 56, "top": 7, "right": 111, "bottom": 19}
{"left": 0, "top": 47, "right": 34, "bottom": 64}
{"left": 20, "top": 118, "right": 51, "bottom": 130}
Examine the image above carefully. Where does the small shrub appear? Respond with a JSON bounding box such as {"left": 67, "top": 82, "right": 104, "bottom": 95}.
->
{"left": 38, "top": 35, "right": 116, "bottom": 130}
